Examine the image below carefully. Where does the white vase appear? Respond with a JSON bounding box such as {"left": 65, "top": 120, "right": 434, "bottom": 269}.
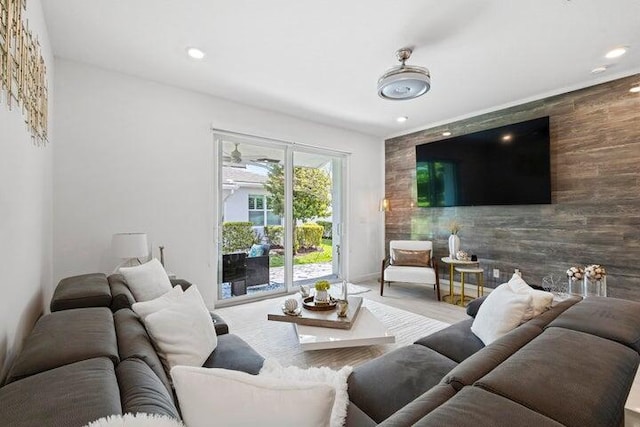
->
{"left": 448, "top": 234, "right": 460, "bottom": 259}
{"left": 315, "top": 289, "right": 328, "bottom": 302}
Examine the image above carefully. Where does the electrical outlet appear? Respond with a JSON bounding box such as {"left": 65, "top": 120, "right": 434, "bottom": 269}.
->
{"left": 493, "top": 268, "right": 500, "bottom": 279}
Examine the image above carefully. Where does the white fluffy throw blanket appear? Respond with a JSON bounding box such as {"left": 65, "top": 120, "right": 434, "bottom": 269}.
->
{"left": 84, "top": 413, "right": 184, "bottom": 427}
{"left": 259, "top": 358, "right": 353, "bottom": 427}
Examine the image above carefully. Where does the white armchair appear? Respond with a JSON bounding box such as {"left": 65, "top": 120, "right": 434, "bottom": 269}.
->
{"left": 380, "top": 240, "right": 440, "bottom": 300}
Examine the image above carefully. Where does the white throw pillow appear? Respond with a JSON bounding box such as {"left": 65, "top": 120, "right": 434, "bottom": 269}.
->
{"left": 120, "top": 258, "right": 172, "bottom": 302}
{"left": 132, "top": 285, "right": 183, "bottom": 320}
{"left": 171, "top": 366, "right": 335, "bottom": 427}
{"left": 259, "top": 359, "right": 352, "bottom": 427}
{"left": 471, "top": 283, "right": 533, "bottom": 345}
{"left": 507, "top": 274, "right": 554, "bottom": 319}
{"left": 142, "top": 286, "right": 217, "bottom": 370}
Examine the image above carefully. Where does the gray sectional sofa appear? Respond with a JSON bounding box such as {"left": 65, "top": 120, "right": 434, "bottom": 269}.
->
{"left": 347, "top": 295, "right": 640, "bottom": 426}
{"left": 0, "top": 273, "right": 264, "bottom": 427}
{"left": 2, "top": 273, "right": 639, "bottom": 426}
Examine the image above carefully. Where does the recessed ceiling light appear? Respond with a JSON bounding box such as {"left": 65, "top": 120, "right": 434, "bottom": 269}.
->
{"left": 591, "top": 66, "right": 608, "bottom": 74}
{"left": 630, "top": 85, "right": 640, "bottom": 93}
{"left": 396, "top": 116, "right": 408, "bottom": 123}
{"left": 442, "top": 131, "right": 452, "bottom": 136}
{"left": 605, "top": 47, "right": 627, "bottom": 59}
{"left": 502, "top": 134, "right": 513, "bottom": 142}
{"left": 187, "top": 47, "right": 205, "bottom": 60}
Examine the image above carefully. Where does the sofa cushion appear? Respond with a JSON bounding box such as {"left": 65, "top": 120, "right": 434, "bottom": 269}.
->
{"left": 411, "top": 387, "right": 564, "bottom": 427}
{"left": 548, "top": 296, "right": 640, "bottom": 352}
{"left": 116, "top": 358, "right": 180, "bottom": 419}
{"left": 132, "top": 285, "right": 184, "bottom": 320}
{"left": 526, "top": 296, "right": 581, "bottom": 329}
{"left": 142, "top": 285, "right": 217, "bottom": 371}
{"left": 414, "top": 318, "right": 484, "bottom": 363}
{"left": 345, "top": 402, "right": 376, "bottom": 427}
{"left": 113, "top": 308, "right": 173, "bottom": 394}
{"left": 6, "top": 307, "right": 119, "bottom": 383}
{"left": 50, "top": 273, "right": 112, "bottom": 312}
{"left": 375, "top": 383, "right": 457, "bottom": 427}
{"left": 471, "top": 283, "right": 533, "bottom": 345}
{"left": 348, "top": 344, "right": 457, "bottom": 423}
{"left": 108, "top": 274, "right": 136, "bottom": 311}
{"left": 443, "top": 323, "right": 542, "bottom": 391}
{"left": 475, "top": 328, "right": 639, "bottom": 427}
{"left": 0, "top": 358, "right": 121, "bottom": 427}
{"left": 120, "top": 258, "right": 173, "bottom": 302}
{"left": 202, "top": 333, "right": 264, "bottom": 375}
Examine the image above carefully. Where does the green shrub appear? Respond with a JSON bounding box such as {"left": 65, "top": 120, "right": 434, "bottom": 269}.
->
{"left": 316, "top": 220, "right": 332, "bottom": 239}
{"left": 296, "top": 223, "right": 323, "bottom": 250}
{"left": 264, "top": 225, "right": 284, "bottom": 247}
{"left": 222, "top": 222, "right": 258, "bottom": 254}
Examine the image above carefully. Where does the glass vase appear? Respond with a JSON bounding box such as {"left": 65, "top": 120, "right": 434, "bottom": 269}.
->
{"left": 583, "top": 276, "right": 607, "bottom": 297}
{"left": 568, "top": 278, "right": 583, "bottom": 295}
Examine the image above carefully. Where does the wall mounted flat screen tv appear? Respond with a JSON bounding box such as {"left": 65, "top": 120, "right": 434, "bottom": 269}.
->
{"left": 416, "top": 117, "right": 551, "bottom": 207}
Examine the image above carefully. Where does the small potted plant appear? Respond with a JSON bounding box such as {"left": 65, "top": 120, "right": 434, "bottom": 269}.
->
{"left": 314, "top": 280, "right": 331, "bottom": 303}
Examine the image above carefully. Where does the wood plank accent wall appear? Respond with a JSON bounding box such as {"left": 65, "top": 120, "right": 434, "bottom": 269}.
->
{"left": 385, "top": 74, "right": 640, "bottom": 300}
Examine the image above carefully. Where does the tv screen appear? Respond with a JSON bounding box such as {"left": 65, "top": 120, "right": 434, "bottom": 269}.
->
{"left": 416, "top": 117, "right": 551, "bottom": 207}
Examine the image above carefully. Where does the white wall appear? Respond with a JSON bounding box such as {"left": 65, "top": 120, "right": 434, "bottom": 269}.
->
{"left": 53, "top": 59, "right": 384, "bottom": 308}
{"left": 0, "top": 0, "right": 53, "bottom": 381}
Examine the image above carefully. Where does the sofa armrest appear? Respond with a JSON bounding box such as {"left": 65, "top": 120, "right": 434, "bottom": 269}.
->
{"left": 170, "top": 278, "right": 192, "bottom": 290}
{"left": 210, "top": 312, "right": 229, "bottom": 335}
{"left": 466, "top": 295, "right": 487, "bottom": 318}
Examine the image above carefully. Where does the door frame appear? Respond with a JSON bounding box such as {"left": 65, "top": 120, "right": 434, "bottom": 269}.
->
{"left": 211, "top": 128, "right": 350, "bottom": 307}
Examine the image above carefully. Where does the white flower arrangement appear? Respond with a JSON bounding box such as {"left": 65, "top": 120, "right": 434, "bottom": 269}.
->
{"left": 566, "top": 266, "right": 584, "bottom": 281}
{"left": 584, "top": 264, "right": 606, "bottom": 281}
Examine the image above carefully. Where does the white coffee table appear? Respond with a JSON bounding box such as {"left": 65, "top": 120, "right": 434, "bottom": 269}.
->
{"left": 294, "top": 306, "right": 395, "bottom": 350}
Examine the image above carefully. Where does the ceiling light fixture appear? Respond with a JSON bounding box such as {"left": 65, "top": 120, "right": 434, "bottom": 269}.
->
{"left": 442, "top": 131, "right": 452, "bottom": 137}
{"left": 605, "top": 47, "right": 627, "bottom": 59}
{"left": 630, "top": 85, "right": 640, "bottom": 93}
{"left": 591, "top": 66, "right": 608, "bottom": 74}
{"left": 502, "top": 134, "right": 513, "bottom": 142}
{"left": 378, "top": 48, "right": 431, "bottom": 100}
{"left": 187, "top": 47, "right": 205, "bottom": 60}
{"left": 396, "top": 116, "right": 408, "bottom": 123}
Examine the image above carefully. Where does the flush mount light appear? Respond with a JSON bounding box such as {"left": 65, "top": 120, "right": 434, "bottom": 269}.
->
{"left": 396, "top": 116, "right": 408, "bottom": 123}
{"left": 378, "top": 48, "right": 431, "bottom": 100}
{"left": 605, "top": 47, "right": 627, "bottom": 59}
{"left": 187, "top": 47, "right": 205, "bottom": 60}
{"left": 630, "top": 85, "right": 640, "bottom": 93}
{"left": 502, "top": 134, "right": 513, "bottom": 142}
{"left": 591, "top": 66, "right": 608, "bottom": 74}
{"left": 442, "top": 131, "right": 452, "bottom": 137}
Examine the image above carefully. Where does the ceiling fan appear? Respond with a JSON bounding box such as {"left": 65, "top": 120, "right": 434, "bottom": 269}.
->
{"left": 222, "top": 143, "right": 280, "bottom": 168}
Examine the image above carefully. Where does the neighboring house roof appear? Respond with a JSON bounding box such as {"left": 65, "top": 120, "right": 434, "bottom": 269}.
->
{"left": 223, "top": 167, "right": 267, "bottom": 185}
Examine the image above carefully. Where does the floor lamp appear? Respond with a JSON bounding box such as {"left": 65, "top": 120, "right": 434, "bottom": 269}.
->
{"left": 112, "top": 232, "right": 149, "bottom": 273}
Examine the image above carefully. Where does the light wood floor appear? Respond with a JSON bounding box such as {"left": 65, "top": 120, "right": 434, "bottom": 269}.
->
{"left": 354, "top": 279, "right": 469, "bottom": 325}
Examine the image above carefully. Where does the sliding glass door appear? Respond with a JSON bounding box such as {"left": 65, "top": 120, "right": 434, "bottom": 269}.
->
{"left": 291, "top": 150, "right": 343, "bottom": 286}
{"left": 213, "top": 131, "right": 346, "bottom": 305}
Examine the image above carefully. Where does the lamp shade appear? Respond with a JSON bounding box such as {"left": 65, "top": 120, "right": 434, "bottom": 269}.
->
{"left": 112, "top": 232, "right": 148, "bottom": 259}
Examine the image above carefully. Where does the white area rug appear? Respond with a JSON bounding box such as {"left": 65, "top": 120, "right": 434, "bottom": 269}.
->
{"left": 215, "top": 298, "right": 450, "bottom": 369}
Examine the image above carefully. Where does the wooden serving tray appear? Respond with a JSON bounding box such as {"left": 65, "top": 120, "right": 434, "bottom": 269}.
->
{"left": 302, "top": 296, "right": 337, "bottom": 311}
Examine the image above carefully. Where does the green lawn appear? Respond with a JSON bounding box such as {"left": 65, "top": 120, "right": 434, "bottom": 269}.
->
{"left": 269, "top": 239, "right": 332, "bottom": 267}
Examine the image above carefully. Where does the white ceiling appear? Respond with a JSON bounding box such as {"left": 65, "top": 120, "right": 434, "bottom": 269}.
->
{"left": 42, "top": 1, "right": 640, "bottom": 138}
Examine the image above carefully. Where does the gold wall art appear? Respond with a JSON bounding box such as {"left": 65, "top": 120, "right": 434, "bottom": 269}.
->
{"left": 0, "top": 0, "right": 48, "bottom": 145}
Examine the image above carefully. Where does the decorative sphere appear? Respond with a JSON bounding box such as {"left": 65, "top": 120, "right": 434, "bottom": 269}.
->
{"left": 456, "top": 251, "right": 469, "bottom": 261}
{"left": 284, "top": 298, "right": 298, "bottom": 312}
